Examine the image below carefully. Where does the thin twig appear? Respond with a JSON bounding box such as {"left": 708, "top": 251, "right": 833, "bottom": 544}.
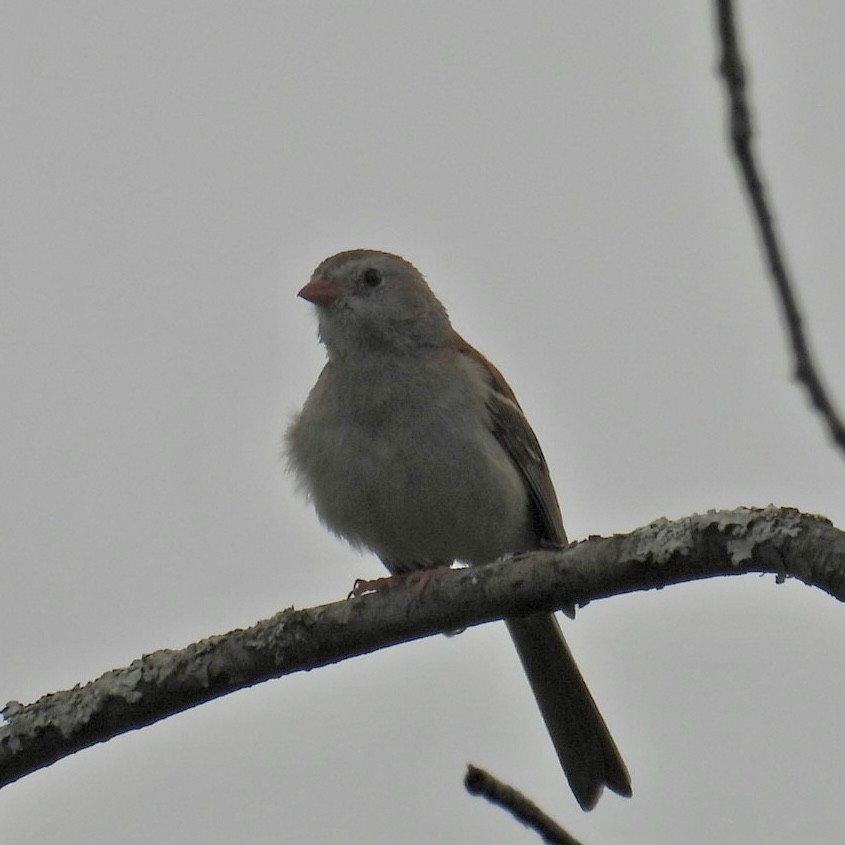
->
{"left": 714, "top": 0, "right": 845, "bottom": 458}
{"left": 465, "top": 765, "right": 584, "bottom": 845}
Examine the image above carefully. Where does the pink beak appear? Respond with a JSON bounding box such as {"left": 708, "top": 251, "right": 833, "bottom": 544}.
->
{"left": 298, "top": 276, "right": 344, "bottom": 306}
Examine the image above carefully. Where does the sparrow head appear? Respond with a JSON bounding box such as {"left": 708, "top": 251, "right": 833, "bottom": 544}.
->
{"left": 298, "top": 250, "right": 452, "bottom": 357}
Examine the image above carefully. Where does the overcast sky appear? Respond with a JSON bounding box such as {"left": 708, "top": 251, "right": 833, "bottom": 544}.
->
{"left": 3, "top": 3, "right": 845, "bottom": 843}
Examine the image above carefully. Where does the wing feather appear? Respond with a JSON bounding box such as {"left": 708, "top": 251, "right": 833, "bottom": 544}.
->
{"left": 451, "top": 332, "right": 567, "bottom": 547}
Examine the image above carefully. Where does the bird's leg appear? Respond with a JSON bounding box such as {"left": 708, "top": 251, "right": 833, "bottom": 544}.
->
{"left": 348, "top": 563, "right": 456, "bottom": 599}
{"left": 348, "top": 574, "right": 397, "bottom": 598}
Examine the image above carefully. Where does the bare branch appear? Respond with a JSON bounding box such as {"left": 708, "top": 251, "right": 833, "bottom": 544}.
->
{"left": 2, "top": 507, "right": 843, "bottom": 788}
{"left": 466, "top": 764, "right": 584, "bottom": 845}
{"left": 714, "top": 0, "right": 845, "bottom": 458}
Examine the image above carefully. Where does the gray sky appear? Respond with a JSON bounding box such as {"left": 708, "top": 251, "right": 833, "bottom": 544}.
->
{"left": 3, "top": 2, "right": 844, "bottom": 843}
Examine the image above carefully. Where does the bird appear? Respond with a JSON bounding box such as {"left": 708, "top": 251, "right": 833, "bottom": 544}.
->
{"left": 284, "top": 249, "right": 631, "bottom": 810}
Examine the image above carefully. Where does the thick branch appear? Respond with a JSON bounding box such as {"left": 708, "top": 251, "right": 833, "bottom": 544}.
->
{"left": 714, "top": 0, "right": 845, "bottom": 457}
{"left": 2, "top": 506, "right": 843, "bottom": 788}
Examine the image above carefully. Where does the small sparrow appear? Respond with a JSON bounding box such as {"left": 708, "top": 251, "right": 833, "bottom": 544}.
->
{"left": 285, "top": 249, "right": 631, "bottom": 810}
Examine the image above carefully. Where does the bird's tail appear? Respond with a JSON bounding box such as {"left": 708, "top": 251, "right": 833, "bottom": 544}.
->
{"left": 505, "top": 612, "right": 631, "bottom": 811}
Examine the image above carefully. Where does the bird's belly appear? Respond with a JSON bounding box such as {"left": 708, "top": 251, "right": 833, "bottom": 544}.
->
{"left": 305, "top": 418, "right": 530, "bottom": 567}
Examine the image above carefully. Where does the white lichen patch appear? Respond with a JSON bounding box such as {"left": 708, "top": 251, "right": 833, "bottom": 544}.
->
{"left": 705, "top": 506, "right": 803, "bottom": 564}
{"left": 635, "top": 506, "right": 804, "bottom": 565}
{"left": 634, "top": 516, "right": 696, "bottom": 564}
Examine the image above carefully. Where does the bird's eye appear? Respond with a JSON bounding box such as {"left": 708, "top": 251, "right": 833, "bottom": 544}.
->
{"left": 362, "top": 267, "right": 382, "bottom": 287}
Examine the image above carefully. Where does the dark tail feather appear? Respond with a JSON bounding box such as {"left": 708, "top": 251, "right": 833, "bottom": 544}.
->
{"left": 505, "top": 612, "right": 631, "bottom": 811}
